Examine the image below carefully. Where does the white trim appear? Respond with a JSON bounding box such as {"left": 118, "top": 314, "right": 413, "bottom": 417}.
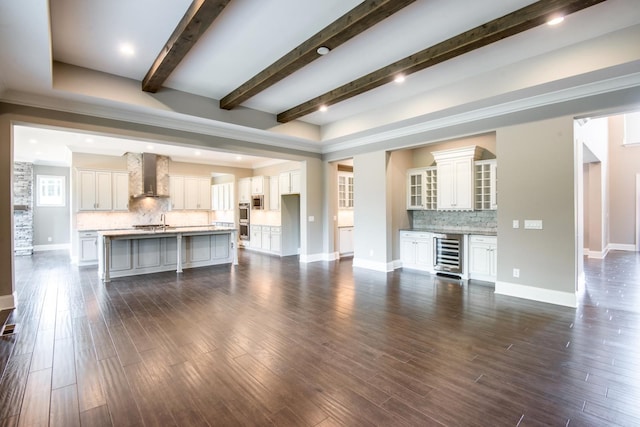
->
{"left": 327, "top": 252, "right": 340, "bottom": 261}
{"left": 322, "top": 71, "right": 640, "bottom": 153}
{"left": 0, "top": 292, "right": 17, "bottom": 310}
{"left": 587, "top": 246, "right": 609, "bottom": 259}
{"left": 2, "top": 90, "right": 323, "bottom": 154}
{"left": 352, "top": 258, "right": 395, "bottom": 272}
{"left": 636, "top": 173, "right": 640, "bottom": 251}
{"left": 391, "top": 259, "right": 403, "bottom": 270}
{"left": 299, "top": 252, "right": 333, "bottom": 263}
{"left": 608, "top": 243, "right": 636, "bottom": 251}
{"left": 33, "top": 243, "right": 70, "bottom": 252}
{"left": 495, "top": 281, "right": 577, "bottom": 308}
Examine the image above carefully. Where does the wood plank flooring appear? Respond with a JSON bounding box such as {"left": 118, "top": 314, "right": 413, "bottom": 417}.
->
{"left": 0, "top": 249, "right": 639, "bottom": 426}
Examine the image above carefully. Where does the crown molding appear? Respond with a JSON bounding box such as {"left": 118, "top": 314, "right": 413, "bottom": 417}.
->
{"left": 321, "top": 70, "right": 640, "bottom": 155}
{"left": 0, "top": 90, "right": 324, "bottom": 154}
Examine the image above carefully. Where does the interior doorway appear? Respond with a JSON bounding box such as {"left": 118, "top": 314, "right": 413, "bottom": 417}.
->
{"left": 336, "top": 159, "right": 354, "bottom": 257}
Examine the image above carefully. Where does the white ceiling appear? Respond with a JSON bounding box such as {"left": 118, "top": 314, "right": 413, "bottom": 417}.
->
{"left": 2, "top": 0, "right": 640, "bottom": 167}
{"left": 12, "top": 125, "right": 279, "bottom": 168}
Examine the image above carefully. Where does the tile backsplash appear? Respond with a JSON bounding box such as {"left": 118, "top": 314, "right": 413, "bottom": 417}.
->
{"left": 411, "top": 209, "right": 497, "bottom": 230}
{"left": 76, "top": 197, "right": 211, "bottom": 230}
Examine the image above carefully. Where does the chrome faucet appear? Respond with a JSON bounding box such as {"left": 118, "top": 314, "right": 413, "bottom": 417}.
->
{"left": 160, "top": 213, "right": 166, "bottom": 230}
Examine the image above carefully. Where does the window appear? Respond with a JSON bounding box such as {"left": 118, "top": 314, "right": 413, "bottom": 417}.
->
{"left": 623, "top": 112, "right": 640, "bottom": 145}
{"left": 37, "top": 175, "right": 65, "bottom": 207}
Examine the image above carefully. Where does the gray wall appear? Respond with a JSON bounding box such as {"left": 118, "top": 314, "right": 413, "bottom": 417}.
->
{"left": 353, "top": 151, "right": 388, "bottom": 269}
{"left": 609, "top": 114, "right": 640, "bottom": 246}
{"left": 496, "top": 116, "right": 577, "bottom": 295}
{"left": 301, "top": 158, "right": 325, "bottom": 258}
{"left": 0, "top": 114, "right": 14, "bottom": 309}
{"left": 33, "top": 165, "right": 70, "bottom": 246}
{"left": 387, "top": 150, "right": 412, "bottom": 261}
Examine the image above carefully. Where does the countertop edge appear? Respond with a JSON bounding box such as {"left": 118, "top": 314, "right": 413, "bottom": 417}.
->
{"left": 400, "top": 228, "right": 497, "bottom": 236}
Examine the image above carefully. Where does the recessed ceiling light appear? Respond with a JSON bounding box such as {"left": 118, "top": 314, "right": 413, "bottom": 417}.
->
{"left": 85, "top": 138, "right": 94, "bottom": 143}
{"left": 547, "top": 16, "right": 564, "bottom": 26}
{"left": 235, "top": 155, "right": 242, "bottom": 161}
{"left": 35, "top": 151, "right": 42, "bottom": 156}
{"left": 146, "top": 144, "right": 154, "bottom": 151}
{"left": 394, "top": 74, "right": 406, "bottom": 83}
{"left": 194, "top": 150, "right": 201, "bottom": 156}
{"left": 28, "top": 138, "right": 37, "bottom": 144}
{"left": 317, "top": 46, "right": 330, "bottom": 55}
{"left": 119, "top": 43, "right": 135, "bottom": 57}
{"left": 319, "top": 105, "right": 328, "bottom": 112}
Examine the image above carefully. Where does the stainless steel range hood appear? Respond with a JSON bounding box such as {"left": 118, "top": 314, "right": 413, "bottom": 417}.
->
{"left": 131, "top": 152, "right": 169, "bottom": 199}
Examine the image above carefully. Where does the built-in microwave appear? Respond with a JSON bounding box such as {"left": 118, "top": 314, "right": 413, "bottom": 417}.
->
{"left": 251, "top": 195, "right": 264, "bottom": 210}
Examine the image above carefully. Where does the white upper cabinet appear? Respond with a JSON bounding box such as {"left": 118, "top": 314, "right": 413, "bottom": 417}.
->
{"left": 211, "top": 182, "right": 234, "bottom": 211}
{"left": 169, "top": 176, "right": 185, "bottom": 210}
{"left": 338, "top": 172, "right": 354, "bottom": 209}
{"left": 238, "top": 178, "right": 251, "bottom": 203}
{"left": 251, "top": 176, "right": 267, "bottom": 195}
{"left": 269, "top": 175, "right": 280, "bottom": 211}
{"left": 171, "top": 176, "right": 210, "bottom": 210}
{"left": 475, "top": 159, "right": 497, "bottom": 210}
{"left": 78, "top": 170, "right": 114, "bottom": 211}
{"left": 433, "top": 146, "right": 482, "bottom": 211}
{"left": 112, "top": 172, "right": 129, "bottom": 211}
{"left": 279, "top": 170, "right": 300, "bottom": 195}
{"left": 406, "top": 167, "right": 436, "bottom": 210}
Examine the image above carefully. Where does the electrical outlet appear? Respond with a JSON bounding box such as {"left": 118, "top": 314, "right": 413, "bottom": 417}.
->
{"left": 47, "top": 237, "right": 52, "bottom": 242}
{"left": 369, "top": 249, "right": 374, "bottom": 256}
{"left": 512, "top": 220, "right": 519, "bottom": 229}
{"left": 513, "top": 268, "right": 520, "bottom": 278}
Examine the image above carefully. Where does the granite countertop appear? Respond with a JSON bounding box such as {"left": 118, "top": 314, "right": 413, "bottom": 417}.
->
{"left": 401, "top": 227, "right": 497, "bottom": 236}
{"left": 98, "top": 225, "right": 236, "bottom": 237}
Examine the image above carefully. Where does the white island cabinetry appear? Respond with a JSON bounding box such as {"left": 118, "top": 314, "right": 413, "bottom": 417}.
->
{"left": 98, "top": 227, "right": 237, "bottom": 282}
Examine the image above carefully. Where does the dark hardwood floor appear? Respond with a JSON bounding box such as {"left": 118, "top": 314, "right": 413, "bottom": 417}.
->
{"left": 0, "top": 249, "right": 639, "bottom": 426}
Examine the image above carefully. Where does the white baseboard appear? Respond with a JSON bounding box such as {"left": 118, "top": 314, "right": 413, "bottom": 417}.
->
{"left": 391, "top": 259, "right": 403, "bottom": 270}
{"left": 299, "top": 252, "right": 335, "bottom": 263}
{"left": 33, "top": 243, "right": 70, "bottom": 252}
{"left": 586, "top": 246, "right": 609, "bottom": 259}
{"left": 327, "top": 252, "right": 340, "bottom": 261}
{"left": 495, "top": 281, "right": 577, "bottom": 308}
{"left": 608, "top": 243, "right": 636, "bottom": 252}
{"left": 0, "top": 292, "right": 17, "bottom": 310}
{"left": 352, "top": 258, "right": 394, "bottom": 272}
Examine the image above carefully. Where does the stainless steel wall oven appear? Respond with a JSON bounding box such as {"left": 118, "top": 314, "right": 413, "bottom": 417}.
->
{"left": 239, "top": 203, "right": 250, "bottom": 240}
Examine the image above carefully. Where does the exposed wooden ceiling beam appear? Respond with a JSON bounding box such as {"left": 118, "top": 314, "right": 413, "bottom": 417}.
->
{"left": 219, "top": 0, "right": 417, "bottom": 111}
{"left": 277, "top": 0, "right": 607, "bottom": 124}
{"left": 142, "top": 0, "right": 231, "bottom": 93}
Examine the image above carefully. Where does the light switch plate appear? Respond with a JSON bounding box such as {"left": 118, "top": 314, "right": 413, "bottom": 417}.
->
{"left": 512, "top": 220, "right": 519, "bottom": 229}
{"left": 524, "top": 219, "right": 543, "bottom": 230}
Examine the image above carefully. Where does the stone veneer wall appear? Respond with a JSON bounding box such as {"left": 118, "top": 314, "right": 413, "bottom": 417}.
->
{"left": 13, "top": 162, "right": 33, "bottom": 256}
{"left": 411, "top": 210, "right": 497, "bottom": 230}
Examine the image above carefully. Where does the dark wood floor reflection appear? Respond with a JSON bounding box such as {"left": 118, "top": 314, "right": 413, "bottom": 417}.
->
{"left": 1, "top": 250, "right": 639, "bottom": 426}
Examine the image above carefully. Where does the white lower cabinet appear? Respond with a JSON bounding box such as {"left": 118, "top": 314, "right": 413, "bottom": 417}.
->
{"left": 250, "top": 225, "right": 262, "bottom": 249}
{"left": 399, "top": 231, "right": 433, "bottom": 272}
{"left": 248, "top": 225, "right": 281, "bottom": 255}
{"left": 270, "top": 227, "right": 281, "bottom": 253}
{"left": 468, "top": 235, "right": 497, "bottom": 282}
{"left": 339, "top": 227, "right": 354, "bottom": 255}
{"left": 78, "top": 231, "right": 98, "bottom": 265}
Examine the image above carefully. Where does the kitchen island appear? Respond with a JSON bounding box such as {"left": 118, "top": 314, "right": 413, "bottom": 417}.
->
{"left": 98, "top": 226, "right": 237, "bottom": 282}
